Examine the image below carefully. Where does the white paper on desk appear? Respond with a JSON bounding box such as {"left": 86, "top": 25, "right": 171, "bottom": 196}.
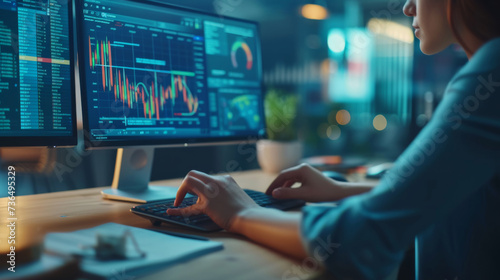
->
{"left": 44, "top": 223, "right": 223, "bottom": 279}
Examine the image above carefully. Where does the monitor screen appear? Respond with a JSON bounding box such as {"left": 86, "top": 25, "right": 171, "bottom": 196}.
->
{"left": 0, "top": 0, "right": 76, "bottom": 147}
{"left": 77, "top": 0, "right": 266, "bottom": 148}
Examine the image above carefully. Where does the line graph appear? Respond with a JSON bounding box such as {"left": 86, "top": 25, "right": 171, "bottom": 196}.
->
{"left": 111, "top": 70, "right": 199, "bottom": 119}
{"left": 88, "top": 34, "right": 204, "bottom": 121}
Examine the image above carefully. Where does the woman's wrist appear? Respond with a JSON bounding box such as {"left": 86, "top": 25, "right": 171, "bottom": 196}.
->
{"left": 229, "top": 206, "right": 272, "bottom": 235}
{"left": 228, "top": 206, "right": 307, "bottom": 259}
{"left": 337, "top": 182, "right": 376, "bottom": 199}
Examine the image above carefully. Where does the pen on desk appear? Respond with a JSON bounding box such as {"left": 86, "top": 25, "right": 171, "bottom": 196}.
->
{"left": 149, "top": 229, "right": 210, "bottom": 241}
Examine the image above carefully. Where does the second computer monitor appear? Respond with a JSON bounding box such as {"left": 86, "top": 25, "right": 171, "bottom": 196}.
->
{"left": 77, "top": 0, "right": 265, "bottom": 148}
{"left": 0, "top": 0, "right": 76, "bottom": 147}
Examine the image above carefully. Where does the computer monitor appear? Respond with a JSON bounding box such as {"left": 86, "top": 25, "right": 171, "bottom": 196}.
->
{"left": 76, "top": 0, "right": 266, "bottom": 202}
{"left": 0, "top": 0, "right": 77, "bottom": 147}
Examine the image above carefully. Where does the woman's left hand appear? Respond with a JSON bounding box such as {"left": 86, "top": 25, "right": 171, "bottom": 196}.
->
{"left": 166, "top": 171, "right": 260, "bottom": 231}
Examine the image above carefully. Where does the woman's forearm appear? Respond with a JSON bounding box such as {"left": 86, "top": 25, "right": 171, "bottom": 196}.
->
{"left": 230, "top": 207, "right": 308, "bottom": 259}
{"left": 224, "top": 181, "right": 376, "bottom": 258}
{"left": 337, "top": 182, "right": 377, "bottom": 199}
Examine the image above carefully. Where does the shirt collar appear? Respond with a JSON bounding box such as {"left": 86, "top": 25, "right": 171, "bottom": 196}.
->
{"left": 454, "top": 37, "right": 500, "bottom": 80}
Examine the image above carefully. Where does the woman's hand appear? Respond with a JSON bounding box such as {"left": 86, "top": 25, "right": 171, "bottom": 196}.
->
{"left": 266, "top": 164, "right": 352, "bottom": 202}
{"left": 166, "top": 171, "right": 260, "bottom": 232}
{"left": 166, "top": 171, "right": 308, "bottom": 259}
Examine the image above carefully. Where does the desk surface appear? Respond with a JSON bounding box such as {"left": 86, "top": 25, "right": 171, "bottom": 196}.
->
{"left": 0, "top": 170, "right": 328, "bottom": 280}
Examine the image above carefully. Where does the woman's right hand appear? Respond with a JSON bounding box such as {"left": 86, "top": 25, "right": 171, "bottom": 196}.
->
{"left": 265, "top": 164, "right": 351, "bottom": 202}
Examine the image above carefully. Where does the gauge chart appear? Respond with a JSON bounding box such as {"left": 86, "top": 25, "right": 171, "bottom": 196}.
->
{"left": 231, "top": 40, "right": 253, "bottom": 70}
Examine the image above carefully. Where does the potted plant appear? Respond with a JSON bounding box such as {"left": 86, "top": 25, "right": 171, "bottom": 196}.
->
{"left": 257, "top": 89, "right": 303, "bottom": 173}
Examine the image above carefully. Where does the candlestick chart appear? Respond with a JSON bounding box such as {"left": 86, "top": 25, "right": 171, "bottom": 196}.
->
{"left": 87, "top": 33, "right": 205, "bottom": 124}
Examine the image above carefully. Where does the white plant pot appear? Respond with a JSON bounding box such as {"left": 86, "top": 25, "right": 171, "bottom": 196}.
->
{"left": 257, "top": 140, "right": 303, "bottom": 174}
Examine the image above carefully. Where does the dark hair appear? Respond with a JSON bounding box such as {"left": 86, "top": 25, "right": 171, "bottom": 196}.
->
{"left": 448, "top": 0, "right": 500, "bottom": 53}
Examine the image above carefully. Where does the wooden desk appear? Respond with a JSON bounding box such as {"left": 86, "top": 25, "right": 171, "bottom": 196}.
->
{"left": 0, "top": 170, "right": 325, "bottom": 280}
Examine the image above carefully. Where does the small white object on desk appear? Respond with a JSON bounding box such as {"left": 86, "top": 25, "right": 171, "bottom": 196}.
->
{"left": 44, "top": 223, "right": 223, "bottom": 279}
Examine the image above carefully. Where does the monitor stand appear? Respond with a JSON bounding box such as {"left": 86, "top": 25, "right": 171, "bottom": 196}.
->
{"left": 101, "top": 147, "right": 181, "bottom": 203}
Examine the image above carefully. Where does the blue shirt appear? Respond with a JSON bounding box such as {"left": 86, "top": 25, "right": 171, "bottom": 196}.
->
{"left": 301, "top": 38, "right": 500, "bottom": 280}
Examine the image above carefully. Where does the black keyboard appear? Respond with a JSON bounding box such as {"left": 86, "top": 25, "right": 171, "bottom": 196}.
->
{"left": 131, "top": 189, "right": 305, "bottom": 232}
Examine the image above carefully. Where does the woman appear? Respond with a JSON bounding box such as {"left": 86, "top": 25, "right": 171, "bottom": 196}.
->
{"left": 167, "top": 0, "right": 500, "bottom": 279}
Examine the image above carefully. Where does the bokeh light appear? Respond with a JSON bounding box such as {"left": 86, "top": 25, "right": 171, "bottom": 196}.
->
{"left": 336, "top": 110, "right": 351, "bottom": 125}
{"left": 367, "top": 18, "right": 414, "bottom": 44}
{"left": 373, "top": 115, "right": 388, "bottom": 131}
{"left": 328, "top": 30, "right": 346, "bottom": 53}
{"left": 301, "top": 4, "right": 329, "bottom": 20}
{"left": 326, "top": 125, "right": 341, "bottom": 140}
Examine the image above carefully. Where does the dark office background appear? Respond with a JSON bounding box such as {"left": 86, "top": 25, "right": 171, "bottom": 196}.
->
{"left": 1, "top": 0, "right": 468, "bottom": 196}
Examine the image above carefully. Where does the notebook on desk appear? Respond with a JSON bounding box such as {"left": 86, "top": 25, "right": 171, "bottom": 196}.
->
{"left": 44, "top": 223, "right": 223, "bottom": 279}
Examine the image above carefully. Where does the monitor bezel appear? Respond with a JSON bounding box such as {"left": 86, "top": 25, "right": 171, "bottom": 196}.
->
{"left": 76, "top": 0, "right": 267, "bottom": 149}
{"left": 0, "top": 0, "right": 78, "bottom": 148}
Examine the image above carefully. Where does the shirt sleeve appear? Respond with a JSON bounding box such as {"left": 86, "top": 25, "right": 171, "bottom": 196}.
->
{"left": 300, "top": 69, "right": 500, "bottom": 279}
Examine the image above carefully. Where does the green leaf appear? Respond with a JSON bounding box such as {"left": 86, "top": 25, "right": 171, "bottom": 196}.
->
{"left": 264, "top": 89, "right": 298, "bottom": 141}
